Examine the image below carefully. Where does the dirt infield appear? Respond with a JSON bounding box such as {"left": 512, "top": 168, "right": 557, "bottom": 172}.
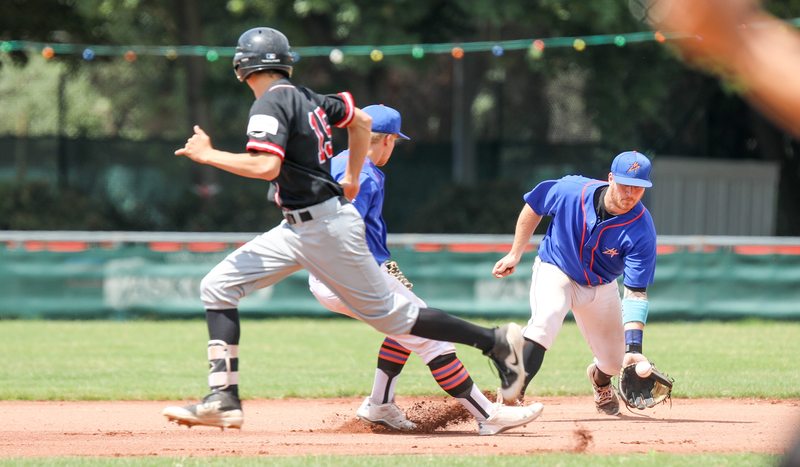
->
{"left": 2, "top": 397, "right": 799, "bottom": 457}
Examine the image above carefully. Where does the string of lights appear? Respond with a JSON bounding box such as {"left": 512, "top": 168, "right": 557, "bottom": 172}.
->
{"left": 2, "top": 17, "right": 798, "bottom": 63}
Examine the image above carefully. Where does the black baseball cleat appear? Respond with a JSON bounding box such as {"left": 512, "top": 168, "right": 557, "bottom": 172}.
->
{"left": 162, "top": 390, "right": 243, "bottom": 429}
{"left": 484, "top": 323, "right": 526, "bottom": 402}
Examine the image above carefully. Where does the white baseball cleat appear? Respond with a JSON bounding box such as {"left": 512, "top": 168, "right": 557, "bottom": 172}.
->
{"left": 356, "top": 397, "right": 417, "bottom": 431}
{"left": 162, "top": 391, "right": 243, "bottom": 429}
{"left": 478, "top": 401, "right": 544, "bottom": 436}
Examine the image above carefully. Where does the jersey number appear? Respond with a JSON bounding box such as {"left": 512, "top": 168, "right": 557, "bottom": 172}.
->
{"left": 308, "top": 107, "right": 333, "bottom": 164}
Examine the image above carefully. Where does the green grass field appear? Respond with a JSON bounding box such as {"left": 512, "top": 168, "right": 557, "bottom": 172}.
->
{"left": 4, "top": 318, "right": 799, "bottom": 400}
{"left": 2, "top": 318, "right": 798, "bottom": 466}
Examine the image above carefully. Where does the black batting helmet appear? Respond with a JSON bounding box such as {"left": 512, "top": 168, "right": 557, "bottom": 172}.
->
{"left": 232, "top": 27, "right": 294, "bottom": 81}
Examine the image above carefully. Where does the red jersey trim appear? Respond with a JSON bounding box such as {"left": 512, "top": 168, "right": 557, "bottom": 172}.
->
{"left": 333, "top": 92, "right": 355, "bottom": 128}
{"left": 578, "top": 180, "right": 605, "bottom": 285}
{"left": 246, "top": 140, "right": 285, "bottom": 159}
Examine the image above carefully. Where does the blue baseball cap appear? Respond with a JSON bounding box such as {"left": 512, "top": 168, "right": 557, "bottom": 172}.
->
{"left": 610, "top": 151, "right": 653, "bottom": 188}
{"left": 362, "top": 104, "right": 410, "bottom": 140}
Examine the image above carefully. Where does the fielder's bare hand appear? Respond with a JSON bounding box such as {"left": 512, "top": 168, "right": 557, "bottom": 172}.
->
{"left": 339, "top": 175, "right": 360, "bottom": 201}
{"left": 492, "top": 254, "right": 521, "bottom": 278}
{"left": 622, "top": 350, "right": 649, "bottom": 368}
{"left": 175, "top": 125, "right": 214, "bottom": 164}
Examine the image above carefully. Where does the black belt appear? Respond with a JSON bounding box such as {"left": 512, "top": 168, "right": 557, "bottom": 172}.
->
{"left": 283, "top": 196, "right": 349, "bottom": 225}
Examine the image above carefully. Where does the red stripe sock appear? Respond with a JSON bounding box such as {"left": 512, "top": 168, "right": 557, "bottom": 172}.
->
{"left": 428, "top": 353, "right": 473, "bottom": 397}
{"left": 377, "top": 337, "right": 411, "bottom": 371}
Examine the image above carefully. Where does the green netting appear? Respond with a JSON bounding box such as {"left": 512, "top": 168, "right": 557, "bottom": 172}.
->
{"left": 1, "top": 243, "right": 797, "bottom": 320}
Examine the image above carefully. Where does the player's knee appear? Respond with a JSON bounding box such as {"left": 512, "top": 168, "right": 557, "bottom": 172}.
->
{"left": 311, "top": 288, "right": 343, "bottom": 312}
{"left": 200, "top": 272, "right": 241, "bottom": 309}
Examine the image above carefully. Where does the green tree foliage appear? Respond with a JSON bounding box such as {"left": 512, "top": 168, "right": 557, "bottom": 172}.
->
{"left": 0, "top": 0, "right": 666, "bottom": 143}
{"left": 0, "top": 180, "right": 116, "bottom": 229}
{"left": 404, "top": 180, "right": 528, "bottom": 234}
{"left": 2, "top": 0, "right": 800, "bottom": 232}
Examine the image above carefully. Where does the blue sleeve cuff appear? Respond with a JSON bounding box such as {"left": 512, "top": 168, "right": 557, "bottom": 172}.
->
{"left": 622, "top": 298, "right": 649, "bottom": 325}
{"left": 625, "top": 328, "right": 644, "bottom": 353}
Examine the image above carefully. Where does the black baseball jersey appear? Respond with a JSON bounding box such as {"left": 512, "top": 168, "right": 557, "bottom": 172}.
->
{"left": 244, "top": 78, "right": 356, "bottom": 209}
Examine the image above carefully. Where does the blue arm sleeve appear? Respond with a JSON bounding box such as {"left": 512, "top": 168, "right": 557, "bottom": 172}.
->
{"left": 621, "top": 298, "right": 649, "bottom": 325}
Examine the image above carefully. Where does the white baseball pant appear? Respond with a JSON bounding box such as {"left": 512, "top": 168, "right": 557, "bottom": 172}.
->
{"left": 199, "top": 196, "right": 419, "bottom": 336}
{"left": 309, "top": 267, "right": 455, "bottom": 364}
{"left": 523, "top": 256, "right": 625, "bottom": 377}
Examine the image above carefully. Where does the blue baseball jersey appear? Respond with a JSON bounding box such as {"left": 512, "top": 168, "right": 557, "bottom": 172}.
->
{"left": 330, "top": 150, "right": 391, "bottom": 265}
{"left": 525, "top": 175, "right": 657, "bottom": 288}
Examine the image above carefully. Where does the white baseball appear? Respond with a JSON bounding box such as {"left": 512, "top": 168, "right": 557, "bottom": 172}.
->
{"left": 635, "top": 361, "right": 653, "bottom": 377}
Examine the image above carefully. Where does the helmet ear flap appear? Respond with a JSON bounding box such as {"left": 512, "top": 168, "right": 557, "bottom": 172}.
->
{"left": 233, "top": 27, "right": 294, "bottom": 81}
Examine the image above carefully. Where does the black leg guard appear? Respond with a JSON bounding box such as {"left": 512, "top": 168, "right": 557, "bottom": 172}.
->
{"left": 206, "top": 309, "right": 240, "bottom": 398}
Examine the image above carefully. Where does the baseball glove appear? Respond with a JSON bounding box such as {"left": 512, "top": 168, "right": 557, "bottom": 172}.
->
{"left": 618, "top": 362, "right": 674, "bottom": 410}
{"left": 385, "top": 260, "right": 413, "bottom": 290}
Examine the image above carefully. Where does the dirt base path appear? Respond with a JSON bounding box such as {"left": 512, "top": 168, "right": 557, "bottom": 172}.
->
{"left": 2, "top": 397, "right": 799, "bottom": 457}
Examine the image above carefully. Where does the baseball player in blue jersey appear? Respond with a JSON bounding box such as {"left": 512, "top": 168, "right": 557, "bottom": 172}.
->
{"left": 309, "top": 104, "right": 543, "bottom": 435}
{"left": 161, "top": 26, "right": 531, "bottom": 431}
{"left": 492, "top": 151, "right": 657, "bottom": 415}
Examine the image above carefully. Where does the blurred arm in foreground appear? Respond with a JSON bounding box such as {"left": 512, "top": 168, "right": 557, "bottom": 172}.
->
{"left": 648, "top": 0, "right": 800, "bottom": 136}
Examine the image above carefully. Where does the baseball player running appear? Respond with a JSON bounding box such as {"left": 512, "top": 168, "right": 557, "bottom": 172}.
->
{"left": 161, "top": 26, "right": 531, "bottom": 431}
{"left": 492, "top": 151, "right": 657, "bottom": 415}
{"left": 308, "top": 104, "right": 543, "bottom": 435}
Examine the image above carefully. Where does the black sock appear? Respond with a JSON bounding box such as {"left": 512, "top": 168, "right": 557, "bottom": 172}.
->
{"left": 369, "top": 338, "right": 411, "bottom": 404}
{"left": 409, "top": 308, "right": 494, "bottom": 352}
{"left": 428, "top": 353, "right": 491, "bottom": 419}
{"left": 206, "top": 308, "right": 240, "bottom": 344}
{"left": 592, "top": 366, "right": 613, "bottom": 387}
{"left": 522, "top": 338, "right": 547, "bottom": 395}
